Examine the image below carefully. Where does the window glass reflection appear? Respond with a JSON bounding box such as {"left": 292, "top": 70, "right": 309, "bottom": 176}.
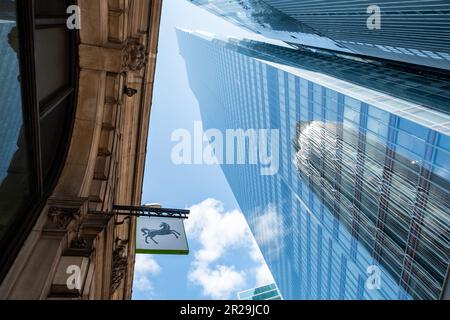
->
{"left": 0, "top": 0, "right": 33, "bottom": 249}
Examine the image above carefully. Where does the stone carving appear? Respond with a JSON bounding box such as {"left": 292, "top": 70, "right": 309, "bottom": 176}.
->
{"left": 110, "top": 246, "right": 128, "bottom": 294}
{"left": 70, "top": 237, "right": 90, "bottom": 250}
{"left": 122, "top": 40, "right": 148, "bottom": 72}
{"left": 47, "top": 207, "right": 80, "bottom": 230}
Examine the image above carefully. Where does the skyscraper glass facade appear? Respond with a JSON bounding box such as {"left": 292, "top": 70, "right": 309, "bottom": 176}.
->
{"left": 188, "top": 0, "right": 349, "bottom": 53}
{"left": 238, "top": 283, "right": 282, "bottom": 300}
{"left": 189, "top": 0, "right": 450, "bottom": 71}
{"left": 177, "top": 29, "right": 450, "bottom": 300}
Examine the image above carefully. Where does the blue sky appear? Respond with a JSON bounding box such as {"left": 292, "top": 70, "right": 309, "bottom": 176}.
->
{"left": 132, "top": 0, "right": 274, "bottom": 300}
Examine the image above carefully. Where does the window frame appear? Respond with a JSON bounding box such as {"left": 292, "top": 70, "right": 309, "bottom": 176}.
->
{"left": 0, "top": 0, "right": 79, "bottom": 283}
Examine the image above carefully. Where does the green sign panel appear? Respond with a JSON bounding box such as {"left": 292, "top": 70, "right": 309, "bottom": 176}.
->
{"left": 136, "top": 216, "right": 189, "bottom": 255}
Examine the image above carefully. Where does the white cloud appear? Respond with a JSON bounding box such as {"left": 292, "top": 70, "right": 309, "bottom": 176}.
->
{"left": 188, "top": 264, "right": 246, "bottom": 300}
{"left": 255, "top": 264, "right": 275, "bottom": 288}
{"left": 135, "top": 255, "right": 161, "bottom": 274}
{"left": 186, "top": 198, "right": 276, "bottom": 299}
{"left": 133, "top": 255, "right": 161, "bottom": 299}
{"left": 186, "top": 198, "right": 250, "bottom": 264}
{"left": 134, "top": 274, "right": 153, "bottom": 292}
{"left": 252, "top": 204, "right": 284, "bottom": 246}
{"left": 250, "top": 240, "right": 275, "bottom": 287}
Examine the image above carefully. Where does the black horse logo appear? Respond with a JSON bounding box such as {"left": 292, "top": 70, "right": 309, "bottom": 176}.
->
{"left": 141, "top": 222, "right": 181, "bottom": 244}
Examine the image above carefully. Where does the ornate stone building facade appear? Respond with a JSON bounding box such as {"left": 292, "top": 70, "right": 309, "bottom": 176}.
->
{"left": 0, "top": 0, "right": 162, "bottom": 299}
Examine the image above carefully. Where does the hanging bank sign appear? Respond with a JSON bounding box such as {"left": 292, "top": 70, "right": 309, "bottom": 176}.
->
{"left": 136, "top": 216, "right": 189, "bottom": 255}
{"left": 113, "top": 204, "right": 190, "bottom": 255}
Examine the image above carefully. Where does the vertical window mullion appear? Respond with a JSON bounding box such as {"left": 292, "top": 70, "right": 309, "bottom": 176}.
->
{"left": 16, "top": 0, "right": 43, "bottom": 195}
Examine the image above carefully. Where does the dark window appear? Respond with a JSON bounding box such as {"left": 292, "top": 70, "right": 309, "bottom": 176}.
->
{"left": 0, "top": 0, "right": 78, "bottom": 282}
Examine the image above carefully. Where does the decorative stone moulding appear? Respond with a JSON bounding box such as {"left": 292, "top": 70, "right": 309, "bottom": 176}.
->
{"left": 110, "top": 245, "right": 128, "bottom": 294}
{"left": 121, "top": 39, "right": 148, "bottom": 72}
{"left": 46, "top": 206, "right": 81, "bottom": 230}
{"left": 70, "top": 237, "right": 91, "bottom": 250}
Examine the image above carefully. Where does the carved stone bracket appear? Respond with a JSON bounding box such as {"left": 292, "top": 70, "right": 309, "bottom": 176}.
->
{"left": 63, "top": 236, "right": 94, "bottom": 258}
{"left": 110, "top": 246, "right": 128, "bottom": 294}
{"left": 70, "top": 237, "right": 91, "bottom": 250}
{"left": 46, "top": 207, "right": 81, "bottom": 230}
{"left": 121, "top": 39, "right": 148, "bottom": 72}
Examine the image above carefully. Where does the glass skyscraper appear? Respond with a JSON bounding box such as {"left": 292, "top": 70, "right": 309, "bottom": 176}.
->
{"left": 177, "top": 29, "right": 450, "bottom": 300}
{"left": 188, "top": 0, "right": 450, "bottom": 71}
{"left": 238, "top": 283, "right": 282, "bottom": 300}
